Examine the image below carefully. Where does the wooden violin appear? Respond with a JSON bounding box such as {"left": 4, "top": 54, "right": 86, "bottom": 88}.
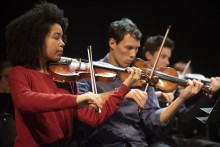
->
{"left": 130, "top": 58, "right": 213, "bottom": 95}
{"left": 48, "top": 57, "right": 155, "bottom": 85}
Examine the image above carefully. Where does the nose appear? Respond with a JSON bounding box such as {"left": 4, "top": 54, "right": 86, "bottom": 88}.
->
{"left": 165, "top": 58, "right": 170, "bottom": 66}
{"left": 130, "top": 49, "right": 137, "bottom": 58}
{"left": 60, "top": 39, "right": 65, "bottom": 48}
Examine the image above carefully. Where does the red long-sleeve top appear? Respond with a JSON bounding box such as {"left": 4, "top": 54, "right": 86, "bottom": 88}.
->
{"left": 9, "top": 66, "right": 130, "bottom": 147}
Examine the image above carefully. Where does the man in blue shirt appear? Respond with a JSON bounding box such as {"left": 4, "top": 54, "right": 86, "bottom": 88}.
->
{"left": 76, "top": 18, "right": 203, "bottom": 147}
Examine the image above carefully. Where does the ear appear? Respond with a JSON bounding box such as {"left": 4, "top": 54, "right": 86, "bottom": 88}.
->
{"left": 109, "top": 38, "right": 116, "bottom": 50}
{"left": 145, "top": 51, "right": 153, "bottom": 60}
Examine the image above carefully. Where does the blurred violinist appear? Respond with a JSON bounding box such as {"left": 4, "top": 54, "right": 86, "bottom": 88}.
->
{"left": 76, "top": 18, "right": 204, "bottom": 147}
{"left": 142, "top": 35, "right": 220, "bottom": 146}
{"left": 0, "top": 60, "right": 14, "bottom": 116}
{"left": 173, "top": 61, "right": 220, "bottom": 142}
{"left": 5, "top": 2, "right": 144, "bottom": 147}
{"left": 173, "top": 61, "right": 192, "bottom": 76}
{"left": 209, "top": 77, "right": 220, "bottom": 92}
{"left": 142, "top": 34, "right": 175, "bottom": 104}
{"left": 173, "top": 61, "right": 211, "bottom": 86}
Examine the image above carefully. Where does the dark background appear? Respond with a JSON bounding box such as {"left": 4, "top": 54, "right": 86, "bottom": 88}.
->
{"left": 1, "top": 0, "right": 220, "bottom": 78}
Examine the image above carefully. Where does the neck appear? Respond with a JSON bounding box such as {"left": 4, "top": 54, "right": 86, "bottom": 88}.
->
{"left": 38, "top": 62, "right": 49, "bottom": 74}
{"left": 39, "top": 69, "right": 49, "bottom": 74}
{"left": 108, "top": 52, "right": 119, "bottom": 67}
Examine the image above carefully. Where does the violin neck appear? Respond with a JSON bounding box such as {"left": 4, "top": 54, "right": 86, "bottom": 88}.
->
{"left": 184, "top": 73, "right": 210, "bottom": 83}
{"left": 59, "top": 57, "right": 126, "bottom": 72}
{"left": 148, "top": 69, "right": 186, "bottom": 84}
{"left": 201, "top": 78, "right": 210, "bottom": 83}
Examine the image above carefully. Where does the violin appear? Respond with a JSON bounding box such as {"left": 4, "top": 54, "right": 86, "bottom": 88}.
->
{"left": 49, "top": 57, "right": 154, "bottom": 84}
{"left": 129, "top": 58, "right": 213, "bottom": 95}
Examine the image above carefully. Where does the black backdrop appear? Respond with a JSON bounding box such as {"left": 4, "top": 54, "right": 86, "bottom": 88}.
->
{"left": 1, "top": 0, "right": 220, "bottom": 78}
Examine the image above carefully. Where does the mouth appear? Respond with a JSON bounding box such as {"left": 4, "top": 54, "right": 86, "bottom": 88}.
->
{"left": 125, "top": 60, "right": 133, "bottom": 65}
{"left": 123, "top": 62, "right": 132, "bottom": 67}
{"left": 57, "top": 51, "right": 63, "bottom": 56}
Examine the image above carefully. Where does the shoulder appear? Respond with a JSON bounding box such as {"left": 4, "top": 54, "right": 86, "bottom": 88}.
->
{"left": 10, "top": 66, "right": 32, "bottom": 74}
{"left": 10, "top": 66, "right": 26, "bottom": 74}
{"left": 9, "top": 66, "right": 35, "bottom": 79}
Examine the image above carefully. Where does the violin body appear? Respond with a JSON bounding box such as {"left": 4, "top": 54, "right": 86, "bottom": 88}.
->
{"left": 132, "top": 58, "right": 179, "bottom": 92}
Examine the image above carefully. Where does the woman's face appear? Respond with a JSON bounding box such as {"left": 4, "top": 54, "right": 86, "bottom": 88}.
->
{"left": 45, "top": 23, "right": 65, "bottom": 62}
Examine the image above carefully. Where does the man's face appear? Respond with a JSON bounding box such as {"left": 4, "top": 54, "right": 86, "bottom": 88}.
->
{"left": 109, "top": 34, "right": 140, "bottom": 68}
{"left": 145, "top": 47, "right": 172, "bottom": 68}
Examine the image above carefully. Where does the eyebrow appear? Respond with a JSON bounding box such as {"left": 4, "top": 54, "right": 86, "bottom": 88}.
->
{"left": 51, "top": 32, "right": 62, "bottom": 36}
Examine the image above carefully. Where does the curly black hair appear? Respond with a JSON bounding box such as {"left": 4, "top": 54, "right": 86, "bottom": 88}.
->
{"left": 5, "top": 1, "right": 68, "bottom": 69}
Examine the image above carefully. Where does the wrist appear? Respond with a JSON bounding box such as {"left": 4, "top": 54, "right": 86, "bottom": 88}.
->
{"left": 177, "top": 97, "right": 184, "bottom": 104}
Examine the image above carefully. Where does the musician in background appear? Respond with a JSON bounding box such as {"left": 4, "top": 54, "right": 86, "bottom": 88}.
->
{"left": 173, "top": 61, "right": 220, "bottom": 143}
{"left": 173, "top": 61, "right": 192, "bottom": 76}
{"left": 172, "top": 61, "right": 192, "bottom": 94}
{"left": 142, "top": 35, "right": 220, "bottom": 146}
{"left": 142, "top": 34, "right": 175, "bottom": 104}
{"left": 0, "top": 60, "right": 14, "bottom": 116}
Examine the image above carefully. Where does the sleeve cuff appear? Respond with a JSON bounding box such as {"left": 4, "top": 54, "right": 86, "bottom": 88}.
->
{"left": 114, "top": 83, "right": 131, "bottom": 99}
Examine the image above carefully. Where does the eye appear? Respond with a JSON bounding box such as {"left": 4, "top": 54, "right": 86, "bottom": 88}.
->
{"left": 53, "top": 35, "right": 61, "bottom": 40}
{"left": 127, "top": 46, "right": 133, "bottom": 50}
{"left": 50, "top": 33, "right": 63, "bottom": 40}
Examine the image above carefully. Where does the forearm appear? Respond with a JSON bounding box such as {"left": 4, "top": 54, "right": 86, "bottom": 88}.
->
{"left": 160, "top": 79, "right": 204, "bottom": 124}
{"left": 77, "top": 84, "right": 130, "bottom": 127}
{"left": 160, "top": 97, "right": 183, "bottom": 124}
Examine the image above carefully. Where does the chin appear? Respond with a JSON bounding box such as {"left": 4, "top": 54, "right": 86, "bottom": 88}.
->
{"left": 122, "top": 63, "right": 130, "bottom": 68}
{"left": 50, "top": 56, "right": 61, "bottom": 62}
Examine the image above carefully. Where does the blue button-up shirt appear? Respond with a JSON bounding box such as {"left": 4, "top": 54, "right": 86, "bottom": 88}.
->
{"left": 76, "top": 54, "right": 166, "bottom": 147}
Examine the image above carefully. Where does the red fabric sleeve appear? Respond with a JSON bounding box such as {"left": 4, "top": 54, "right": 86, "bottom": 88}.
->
{"left": 9, "top": 66, "right": 77, "bottom": 112}
{"left": 76, "top": 84, "right": 130, "bottom": 127}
